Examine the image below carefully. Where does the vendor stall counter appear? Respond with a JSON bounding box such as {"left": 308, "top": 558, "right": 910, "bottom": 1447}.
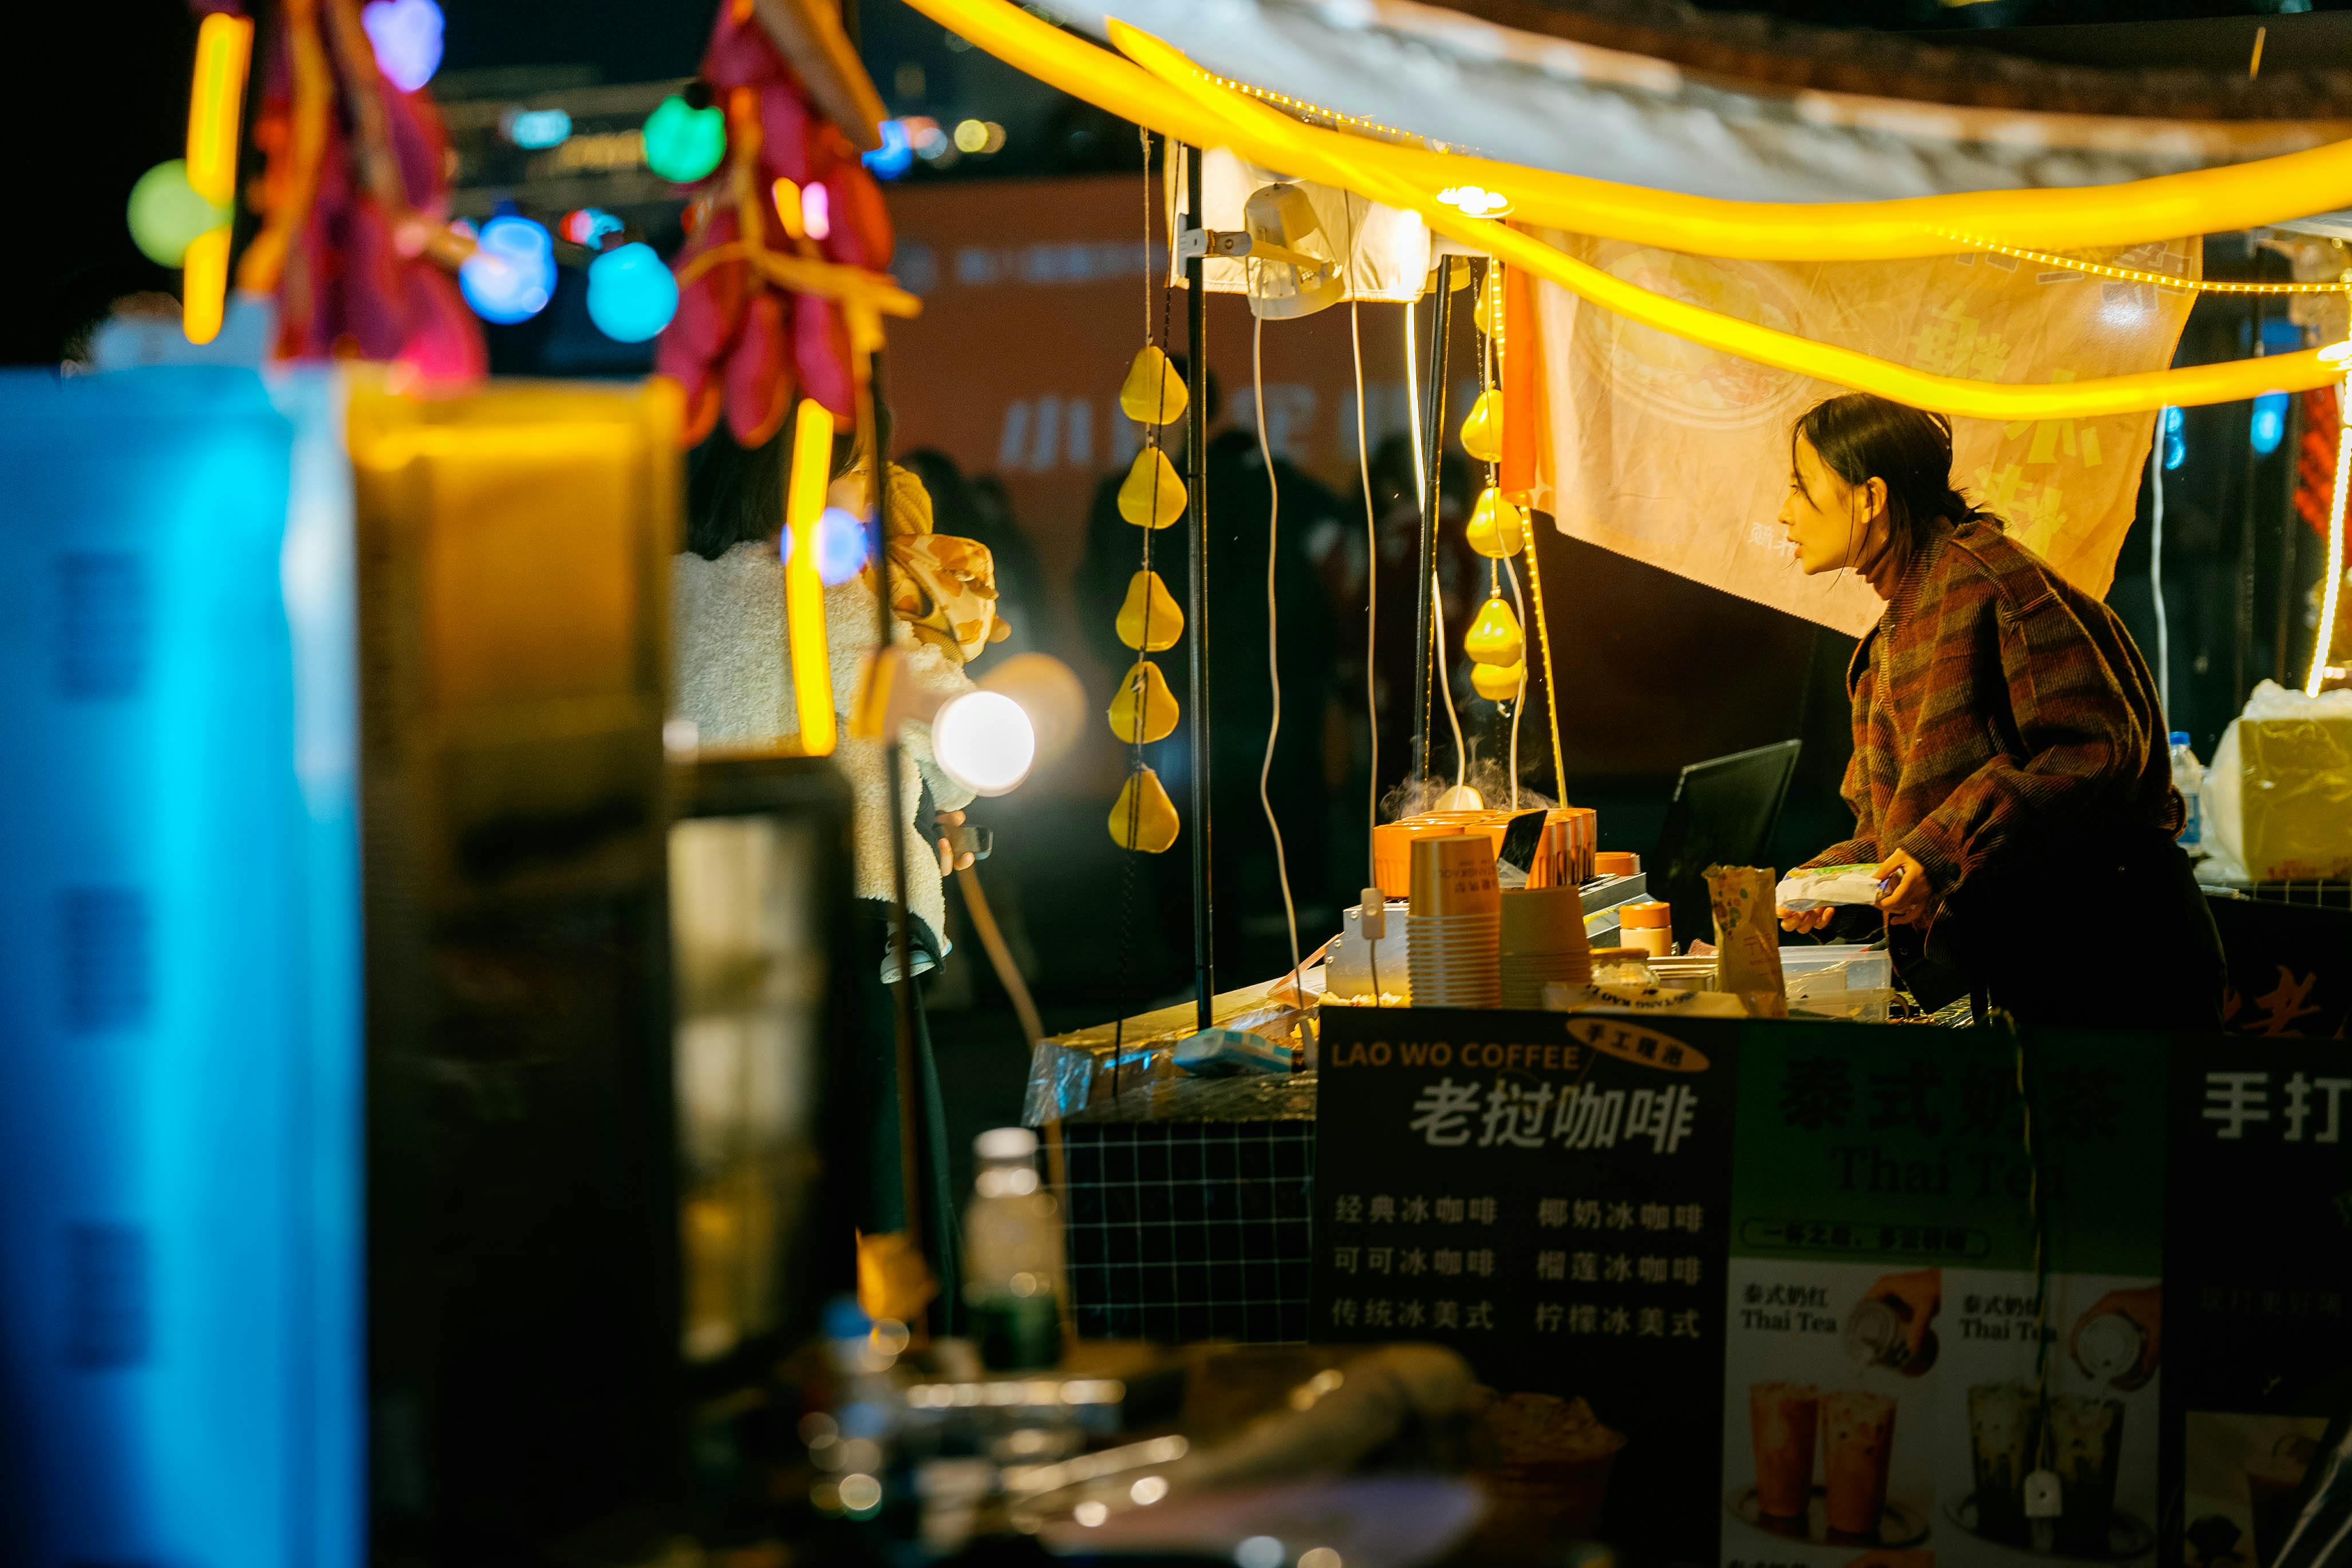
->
{"left": 1033, "top": 1000, "right": 2352, "bottom": 1567}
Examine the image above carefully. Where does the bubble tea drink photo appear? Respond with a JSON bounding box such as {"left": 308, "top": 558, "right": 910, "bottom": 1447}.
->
{"left": 2049, "top": 1395, "right": 2126, "bottom": 1555}
{"left": 1749, "top": 1383, "right": 1820, "bottom": 1520}
{"left": 1823, "top": 1391, "right": 1897, "bottom": 1538}
{"left": 1967, "top": 1380, "right": 2043, "bottom": 1544}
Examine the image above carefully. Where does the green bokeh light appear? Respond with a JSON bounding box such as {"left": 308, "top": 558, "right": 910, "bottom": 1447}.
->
{"left": 642, "top": 96, "right": 725, "bottom": 185}
{"left": 127, "top": 161, "right": 230, "bottom": 267}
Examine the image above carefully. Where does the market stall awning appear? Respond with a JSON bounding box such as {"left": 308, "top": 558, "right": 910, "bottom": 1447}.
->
{"left": 1031, "top": 0, "right": 2352, "bottom": 202}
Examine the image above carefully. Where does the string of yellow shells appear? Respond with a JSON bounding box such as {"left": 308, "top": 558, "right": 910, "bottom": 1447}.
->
{"left": 1461, "top": 265, "right": 1524, "bottom": 704}
{"left": 1107, "top": 343, "right": 1186, "bottom": 852}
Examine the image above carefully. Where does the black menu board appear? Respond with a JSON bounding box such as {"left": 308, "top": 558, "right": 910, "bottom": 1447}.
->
{"left": 1314, "top": 1007, "right": 1741, "bottom": 1565}
{"left": 2166, "top": 1038, "right": 2352, "bottom": 1568}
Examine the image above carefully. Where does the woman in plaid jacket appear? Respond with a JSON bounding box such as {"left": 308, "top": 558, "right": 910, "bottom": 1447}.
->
{"left": 1771, "top": 393, "right": 2222, "bottom": 1028}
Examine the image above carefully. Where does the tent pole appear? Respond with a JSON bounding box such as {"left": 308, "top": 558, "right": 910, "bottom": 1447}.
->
{"left": 1412, "top": 266, "right": 1457, "bottom": 783}
{"left": 2236, "top": 293, "right": 2264, "bottom": 706}
{"left": 1183, "top": 142, "right": 1216, "bottom": 1032}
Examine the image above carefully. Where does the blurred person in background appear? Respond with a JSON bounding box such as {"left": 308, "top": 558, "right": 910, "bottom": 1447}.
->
{"left": 673, "top": 422, "right": 1013, "bottom": 1322}
{"left": 896, "top": 449, "right": 1049, "bottom": 1005}
{"left": 962, "top": 473, "right": 1048, "bottom": 662}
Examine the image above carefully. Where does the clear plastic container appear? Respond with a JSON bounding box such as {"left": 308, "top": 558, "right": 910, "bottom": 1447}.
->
{"left": 1326, "top": 898, "right": 1412, "bottom": 1002}
{"left": 1589, "top": 948, "right": 1656, "bottom": 987}
{"left": 1781, "top": 945, "right": 1893, "bottom": 994}
{"left": 1782, "top": 945, "right": 1896, "bottom": 1022}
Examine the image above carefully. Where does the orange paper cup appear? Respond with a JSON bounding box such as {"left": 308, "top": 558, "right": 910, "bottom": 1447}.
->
{"left": 1411, "top": 834, "right": 1501, "bottom": 918}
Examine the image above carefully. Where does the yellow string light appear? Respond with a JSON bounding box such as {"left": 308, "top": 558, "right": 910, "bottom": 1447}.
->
{"left": 1197, "top": 72, "right": 1439, "bottom": 147}
{"left": 1108, "top": 17, "right": 2339, "bottom": 419}
{"left": 906, "top": 0, "right": 2352, "bottom": 263}
{"left": 905, "top": 0, "right": 2347, "bottom": 415}
{"left": 1942, "top": 235, "right": 2352, "bottom": 295}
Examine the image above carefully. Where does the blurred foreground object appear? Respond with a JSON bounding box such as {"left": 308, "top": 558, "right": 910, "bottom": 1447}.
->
{"left": 654, "top": 0, "right": 907, "bottom": 445}
{"left": 670, "top": 757, "right": 861, "bottom": 1370}
{"left": 0, "top": 368, "right": 362, "bottom": 1568}
{"left": 238, "top": 0, "right": 484, "bottom": 376}
{"left": 350, "top": 375, "right": 687, "bottom": 1557}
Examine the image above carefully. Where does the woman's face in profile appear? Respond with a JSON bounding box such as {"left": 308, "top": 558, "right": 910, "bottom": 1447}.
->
{"left": 1778, "top": 434, "right": 1863, "bottom": 576}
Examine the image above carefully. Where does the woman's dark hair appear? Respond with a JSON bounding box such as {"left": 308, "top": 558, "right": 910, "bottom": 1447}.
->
{"left": 684, "top": 418, "right": 859, "bottom": 560}
{"left": 1791, "top": 393, "right": 1998, "bottom": 579}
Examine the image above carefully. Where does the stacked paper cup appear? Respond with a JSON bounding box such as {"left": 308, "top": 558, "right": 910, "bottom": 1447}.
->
{"left": 1500, "top": 885, "right": 1593, "bottom": 1008}
{"left": 1408, "top": 834, "right": 1501, "bottom": 1008}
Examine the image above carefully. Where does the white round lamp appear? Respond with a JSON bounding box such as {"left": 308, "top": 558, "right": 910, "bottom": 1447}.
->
{"left": 930, "top": 690, "right": 1036, "bottom": 797}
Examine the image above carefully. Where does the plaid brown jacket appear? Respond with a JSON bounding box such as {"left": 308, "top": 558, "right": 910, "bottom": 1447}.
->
{"left": 1804, "top": 516, "right": 2183, "bottom": 915}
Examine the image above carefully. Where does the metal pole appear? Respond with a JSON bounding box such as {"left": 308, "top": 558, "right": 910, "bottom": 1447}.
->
{"left": 863, "top": 349, "right": 926, "bottom": 1320}
{"left": 1411, "top": 263, "right": 1458, "bottom": 783}
{"left": 1183, "top": 144, "right": 1215, "bottom": 1032}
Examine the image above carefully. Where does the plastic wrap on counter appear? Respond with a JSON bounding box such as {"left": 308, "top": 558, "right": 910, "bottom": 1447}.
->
{"left": 1022, "top": 968, "right": 1325, "bottom": 1125}
{"left": 1062, "top": 1071, "right": 1320, "bottom": 1125}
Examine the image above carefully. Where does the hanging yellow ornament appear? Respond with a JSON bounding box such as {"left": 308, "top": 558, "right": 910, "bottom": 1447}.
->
{"left": 1116, "top": 446, "right": 1186, "bottom": 529}
{"left": 1474, "top": 270, "right": 1499, "bottom": 338}
{"left": 1459, "top": 389, "right": 1503, "bottom": 462}
{"left": 1115, "top": 570, "right": 1185, "bottom": 651}
{"left": 1108, "top": 658, "right": 1179, "bottom": 743}
{"left": 1471, "top": 658, "right": 1525, "bottom": 702}
{"left": 1108, "top": 765, "right": 1181, "bottom": 852}
{"left": 1465, "top": 487, "right": 1524, "bottom": 558}
{"left": 1118, "top": 345, "right": 1190, "bottom": 426}
{"left": 1464, "top": 593, "right": 1524, "bottom": 667}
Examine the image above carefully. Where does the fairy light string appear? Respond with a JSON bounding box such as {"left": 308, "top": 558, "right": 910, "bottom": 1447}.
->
{"left": 1940, "top": 235, "right": 2352, "bottom": 296}
{"left": 2310, "top": 347, "right": 2352, "bottom": 695}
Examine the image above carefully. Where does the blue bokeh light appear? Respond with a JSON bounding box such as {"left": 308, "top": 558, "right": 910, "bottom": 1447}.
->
{"left": 862, "top": 119, "right": 914, "bottom": 180}
{"left": 360, "top": 0, "right": 443, "bottom": 93}
{"left": 585, "top": 243, "right": 679, "bottom": 343}
{"left": 782, "top": 507, "right": 873, "bottom": 586}
{"left": 508, "top": 108, "right": 572, "bottom": 149}
{"left": 2251, "top": 390, "right": 2290, "bottom": 456}
{"left": 2162, "top": 405, "right": 2186, "bottom": 472}
{"left": 457, "top": 215, "right": 555, "bottom": 325}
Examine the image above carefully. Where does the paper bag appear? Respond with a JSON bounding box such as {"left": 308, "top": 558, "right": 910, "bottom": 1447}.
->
{"left": 1707, "top": 864, "right": 1788, "bottom": 1018}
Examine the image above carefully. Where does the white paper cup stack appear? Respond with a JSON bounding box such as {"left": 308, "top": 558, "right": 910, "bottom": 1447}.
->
{"left": 1407, "top": 834, "right": 1501, "bottom": 1008}
{"left": 1499, "top": 885, "right": 1592, "bottom": 1009}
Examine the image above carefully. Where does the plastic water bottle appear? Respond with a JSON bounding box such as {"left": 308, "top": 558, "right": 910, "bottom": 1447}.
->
{"left": 2169, "top": 730, "right": 2204, "bottom": 851}
{"left": 963, "top": 1128, "right": 1065, "bottom": 1370}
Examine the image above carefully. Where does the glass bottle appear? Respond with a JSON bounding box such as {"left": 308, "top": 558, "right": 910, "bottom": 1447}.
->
{"left": 962, "top": 1128, "right": 1065, "bottom": 1371}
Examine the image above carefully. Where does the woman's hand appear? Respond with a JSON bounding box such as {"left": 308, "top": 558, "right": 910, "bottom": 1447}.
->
{"left": 936, "top": 808, "right": 976, "bottom": 876}
{"left": 1778, "top": 905, "right": 1836, "bottom": 934}
{"left": 1873, "top": 849, "right": 1933, "bottom": 925}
